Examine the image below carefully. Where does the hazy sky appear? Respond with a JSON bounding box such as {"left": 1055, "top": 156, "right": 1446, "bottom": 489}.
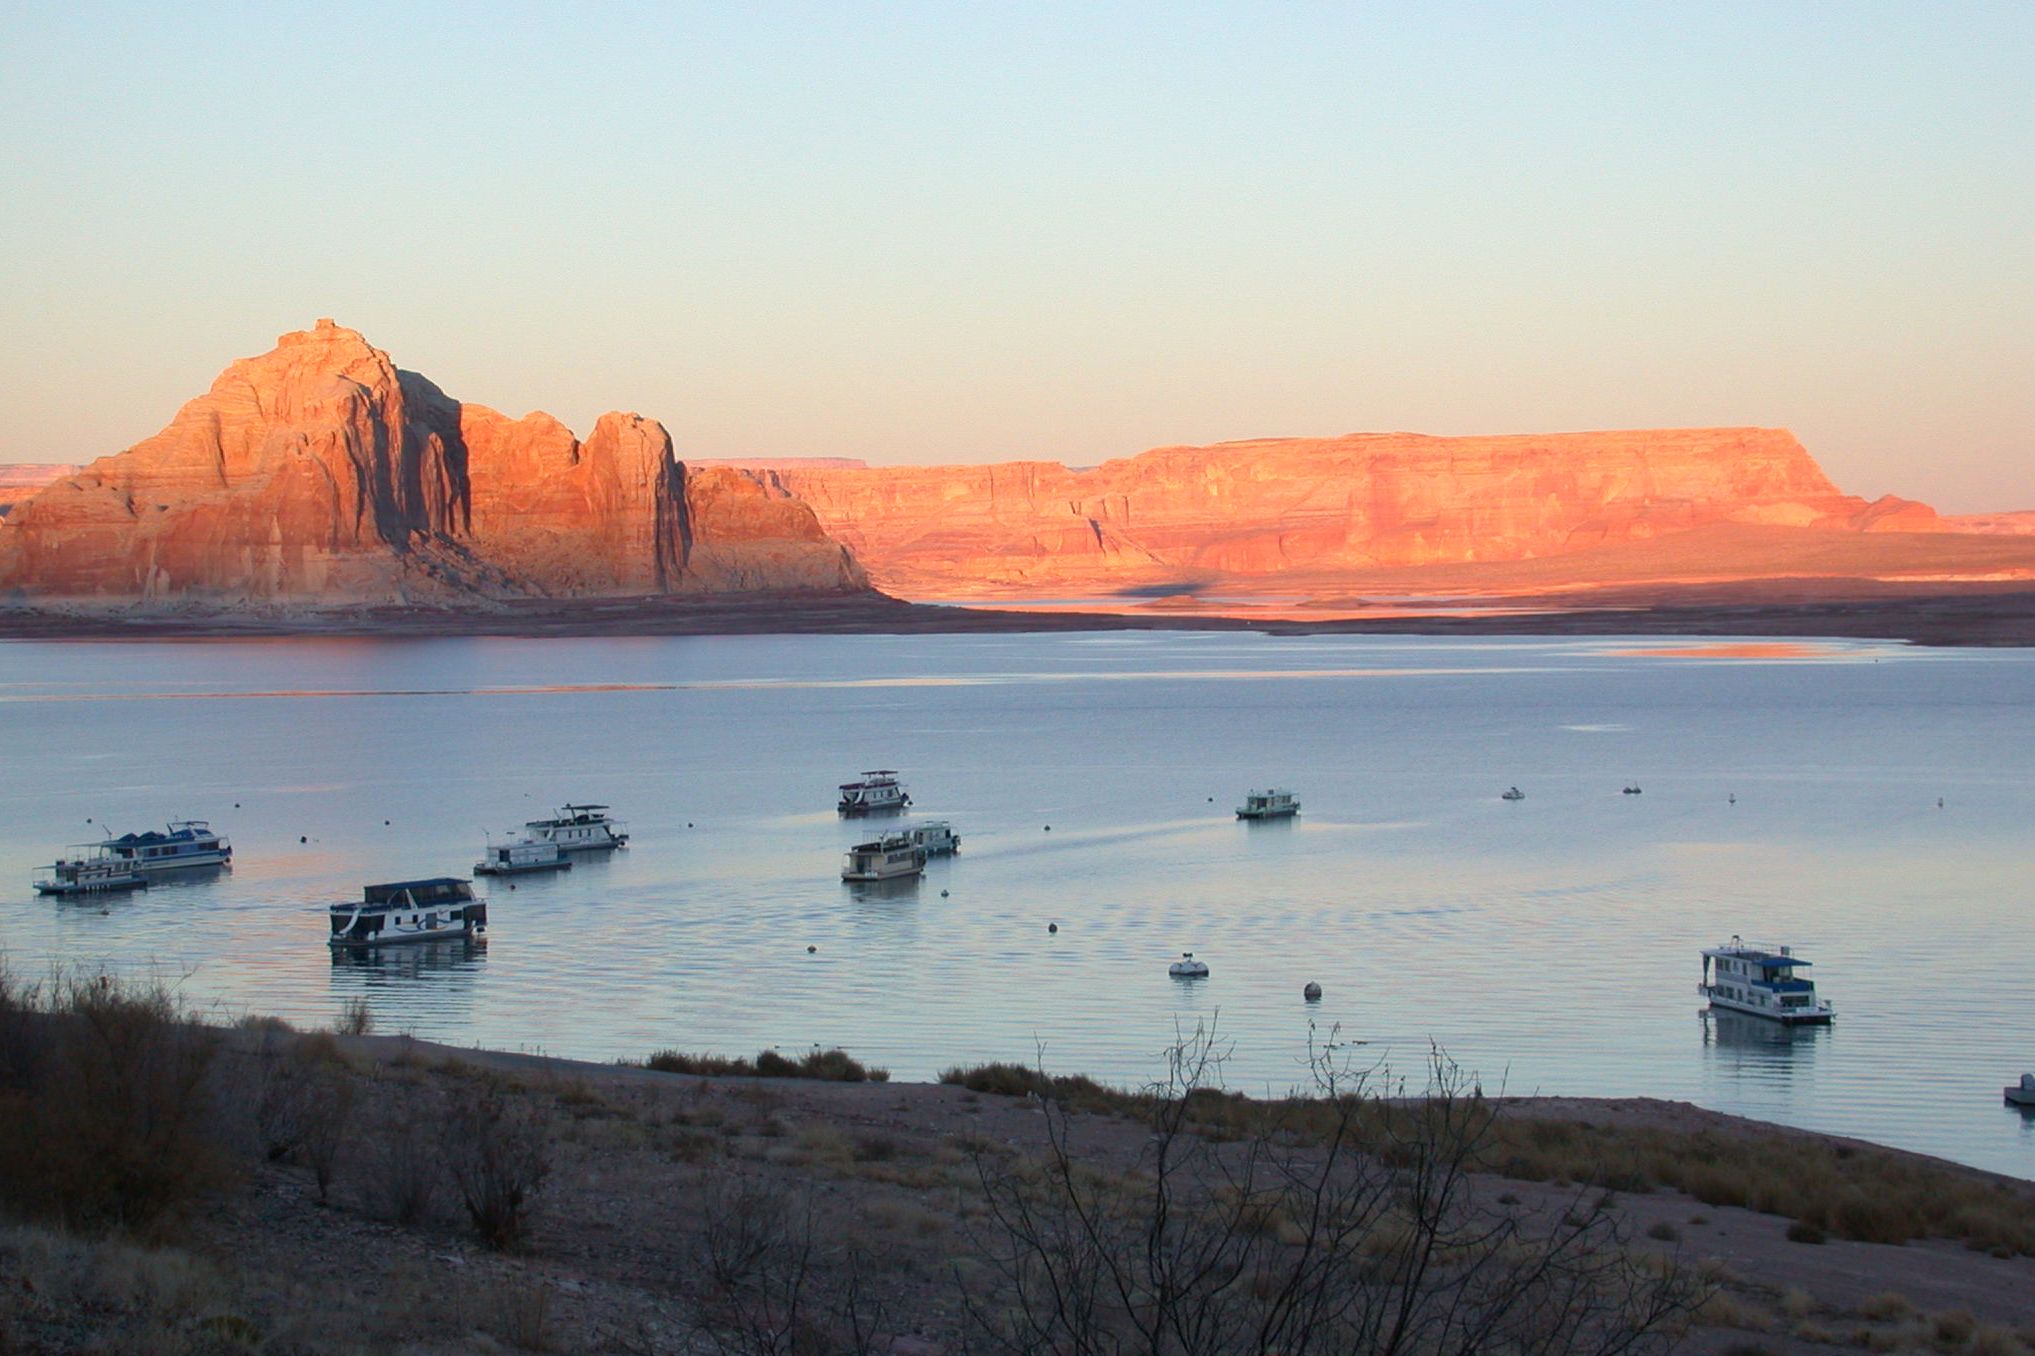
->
{"left": 2, "top": 2, "right": 2029, "bottom": 510}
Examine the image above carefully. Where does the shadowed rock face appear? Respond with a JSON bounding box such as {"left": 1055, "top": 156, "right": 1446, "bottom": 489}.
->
{"left": 770, "top": 431, "right": 1941, "bottom": 596}
{"left": 0, "top": 321, "right": 865, "bottom": 602}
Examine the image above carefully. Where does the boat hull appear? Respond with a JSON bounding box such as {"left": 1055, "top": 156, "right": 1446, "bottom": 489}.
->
{"left": 35, "top": 875, "right": 148, "bottom": 896}
{"left": 1704, "top": 993, "right": 1833, "bottom": 1025}
{"left": 1236, "top": 808, "right": 1298, "bottom": 819}
{"left": 473, "top": 859, "right": 573, "bottom": 876}
{"left": 329, "top": 923, "right": 484, "bottom": 950}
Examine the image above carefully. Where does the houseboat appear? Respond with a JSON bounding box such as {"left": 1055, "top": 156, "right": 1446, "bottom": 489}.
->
{"left": 473, "top": 837, "right": 573, "bottom": 876}
{"left": 1699, "top": 937, "right": 1833, "bottom": 1025}
{"left": 1236, "top": 789, "right": 1300, "bottom": 820}
{"left": 1501, "top": 786, "right": 1525, "bottom": 801}
{"left": 94, "top": 819, "right": 232, "bottom": 874}
{"left": 842, "top": 832, "right": 925, "bottom": 882}
{"left": 329, "top": 878, "right": 487, "bottom": 950}
{"left": 34, "top": 852, "right": 149, "bottom": 896}
{"left": 522, "top": 804, "right": 628, "bottom": 851}
{"left": 910, "top": 821, "right": 961, "bottom": 855}
{"left": 838, "top": 771, "right": 910, "bottom": 816}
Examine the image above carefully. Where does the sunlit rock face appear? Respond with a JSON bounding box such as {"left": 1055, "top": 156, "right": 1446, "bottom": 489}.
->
{"left": 770, "top": 429, "right": 1938, "bottom": 596}
{"left": 0, "top": 321, "right": 865, "bottom": 602}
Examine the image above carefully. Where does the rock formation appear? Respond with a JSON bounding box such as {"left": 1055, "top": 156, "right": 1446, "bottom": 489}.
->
{"left": 0, "top": 321, "right": 864, "bottom": 603}
{"left": 766, "top": 430, "right": 1946, "bottom": 596}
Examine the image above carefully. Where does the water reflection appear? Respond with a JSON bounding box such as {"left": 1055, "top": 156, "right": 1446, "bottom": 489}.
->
{"left": 4, "top": 632, "right": 2034, "bottom": 1179}
{"left": 1701, "top": 1009, "right": 1826, "bottom": 1069}
{"left": 329, "top": 939, "right": 487, "bottom": 1023}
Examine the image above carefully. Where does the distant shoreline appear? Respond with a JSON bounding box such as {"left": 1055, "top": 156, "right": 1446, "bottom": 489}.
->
{"left": 4, "top": 582, "right": 2035, "bottom": 646}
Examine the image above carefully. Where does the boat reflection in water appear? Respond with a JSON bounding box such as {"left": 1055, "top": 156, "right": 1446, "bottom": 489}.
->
{"left": 329, "top": 937, "right": 488, "bottom": 977}
{"left": 1701, "top": 1008, "right": 1827, "bottom": 1069}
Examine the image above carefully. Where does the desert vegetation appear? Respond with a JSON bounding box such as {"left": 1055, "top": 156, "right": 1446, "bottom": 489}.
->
{"left": 2, "top": 966, "right": 2031, "bottom": 1353}
{"left": 644, "top": 1046, "right": 890, "bottom": 1082}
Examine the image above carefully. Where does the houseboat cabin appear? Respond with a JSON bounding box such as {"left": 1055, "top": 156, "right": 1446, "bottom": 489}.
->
{"left": 34, "top": 852, "right": 149, "bottom": 896}
{"left": 1236, "top": 789, "right": 1300, "bottom": 820}
{"left": 1700, "top": 937, "right": 1833, "bottom": 1025}
{"left": 96, "top": 820, "right": 232, "bottom": 873}
{"left": 842, "top": 833, "right": 925, "bottom": 881}
{"left": 329, "top": 878, "right": 487, "bottom": 949}
{"left": 474, "top": 838, "right": 572, "bottom": 876}
{"left": 522, "top": 804, "right": 628, "bottom": 851}
{"left": 909, "top": 821, "right": 961, "bottom": 855}
{"left": 838, "top": 772, "right": 910, "bottom": 816}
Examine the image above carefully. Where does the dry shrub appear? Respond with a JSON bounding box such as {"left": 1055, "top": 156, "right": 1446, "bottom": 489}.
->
{"left": 1936, "top": 1310, "right": 1979, "bottom": 1345}
{"left": 1475, "top": 1111, "right": 2035, "bottom": 1255}
{"left": 646, "top": 1046, "right": 887, "bottom": 1083}
{"left": 1785, "top": 1220, "right": 1827, "bottom": 1244}
{"left": 334, "top": 996, "right": 374, "bottom": 1036}
{"left": 366, "top": 1107, "right": 440, "bottom": 1225}
{"left": 1861, "top": 1291, "right": 1914, "bottom": 1322}
{"left": 444, "top": 1083, "right": 551, "bottom": 1250}
{"left": 1971, "top": 1326, "right": 2028, "bottom": 1356}
{"left": 1645, "top": 1221, "right": 1681, "bottom": 1242}
{"left": 0, "top": 972, "right": 230, "bottom": 1235}
{"left": 1779, "top": 1287, "right": 1816, "bottom": 1320}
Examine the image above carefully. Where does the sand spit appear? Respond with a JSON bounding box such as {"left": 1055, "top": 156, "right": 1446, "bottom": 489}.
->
{"left": 5, "top": 1016, "right": 2032, "bottom": 1355}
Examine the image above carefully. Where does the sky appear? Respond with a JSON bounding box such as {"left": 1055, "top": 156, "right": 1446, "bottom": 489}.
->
{"left": 1, "top": 2, "right": 2030, "bottom": 511}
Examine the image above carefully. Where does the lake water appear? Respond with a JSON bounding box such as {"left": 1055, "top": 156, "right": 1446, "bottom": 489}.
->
{"left": 2, "top": 631, "right": 2032, "bottom": 1179}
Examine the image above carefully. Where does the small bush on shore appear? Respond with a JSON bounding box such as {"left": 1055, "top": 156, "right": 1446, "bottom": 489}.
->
{"left": 0, "top": 970, "right": 230, "bottom": 1235}
{"left": 644, "top": 1046, "right": 888, "bottom": 1082}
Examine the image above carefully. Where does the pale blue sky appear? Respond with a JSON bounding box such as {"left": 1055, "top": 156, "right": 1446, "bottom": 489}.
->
{"left": 2, "top": 2, "right": 2029, "bottom": 509}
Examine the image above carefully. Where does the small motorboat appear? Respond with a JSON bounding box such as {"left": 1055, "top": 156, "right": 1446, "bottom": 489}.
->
{"left": 1622, "top": 784, "right": 1643, "bottom": 795}
{"left": 1236, "top": 789, "right": 1299, "bottom": 820}
{"left": 2006, "top": 1073, "right": 2035, "bottom": 1108}
{"left": 1169, "top": 952, "right": 1209, "bottom": 979}
{"left": 910, "top": 820, "right": 961, "bottom": 855}
{"left": 1501, "top": 786, "right": 1525, "bottom": 801}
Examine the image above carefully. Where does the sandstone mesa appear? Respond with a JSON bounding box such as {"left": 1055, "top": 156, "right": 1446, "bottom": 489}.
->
{"left": 0, "top": 321, "right": 863, "bottom": 603}
{"left": 3, "top": 319, "right": 2028, "bottom": 609}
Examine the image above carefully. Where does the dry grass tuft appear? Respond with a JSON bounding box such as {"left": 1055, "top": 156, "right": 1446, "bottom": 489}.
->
{"left": 644, "top": 1045, "right": 889, "bottom": 1082}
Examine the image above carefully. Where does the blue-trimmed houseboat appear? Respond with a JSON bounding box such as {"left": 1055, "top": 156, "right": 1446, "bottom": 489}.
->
{"left": 1700, "top": 937, "right": 1833, "bottom": 1025}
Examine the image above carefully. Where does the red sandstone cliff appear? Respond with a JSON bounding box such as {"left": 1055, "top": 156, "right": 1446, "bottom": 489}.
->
{"left": 768, "top": 431, "right": 1944, "bottom": 596}
{"left": 0, "top": 322, "right": 864, "bottom": 602}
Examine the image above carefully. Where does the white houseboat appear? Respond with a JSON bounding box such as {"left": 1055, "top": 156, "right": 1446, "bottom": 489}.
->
{"left": 1699, "top": 937, "right": 1833, "bottom": 1025}
{"left": 910, "top": 821, "right": 961, "bottom": 855}
{"left": 473, "top": 836, "right": 573, "bottom": 876}
{"left": 839, "top": 771, "right": 910, "bottom": 816}
{"left": 522, "top": 804, "right": 628, "bottom": 851}
{"left": 94, "top": 820, "right": 232, "bottom": 874}
{"left": 329, "top": 878, "right": 488, "bottom": 949}
{"left": 1236, "top": 789, "right": 1300, "bottom": 820}
{"left": 34, "top": 851, "right": 149, "bottom": 896}
{"left": 842, "top": 832, "right": 925, "bottom": 881}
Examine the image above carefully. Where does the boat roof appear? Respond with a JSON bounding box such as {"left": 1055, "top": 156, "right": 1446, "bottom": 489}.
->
{"left": 103, "top": 823, "right": 214, "bottom": 846}
{"left": 1703, "top": 944, "right": 1810, "bottom": 966}
{"left": 557, "top": 803, "right": 609, "bottom": 811}
{"left": 365, "top": 877, "right": 471, "bottom": 893}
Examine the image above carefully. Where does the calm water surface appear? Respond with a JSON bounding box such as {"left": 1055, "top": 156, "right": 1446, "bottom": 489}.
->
{"left": 2, "top": 631, "right": 2032, "bottom": 1178}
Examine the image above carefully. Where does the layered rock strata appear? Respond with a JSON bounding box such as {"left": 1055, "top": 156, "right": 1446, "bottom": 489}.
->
{"left": 768, "top": 430, "right": 1941, "bottom": 596}
{"left": 0, "top": 322, "right": 863, "bottom": 602}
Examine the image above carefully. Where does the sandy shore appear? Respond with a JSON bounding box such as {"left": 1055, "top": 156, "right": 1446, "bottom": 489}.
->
{"left": 5, "top": 580, "right": 2035, "bottom": 646}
